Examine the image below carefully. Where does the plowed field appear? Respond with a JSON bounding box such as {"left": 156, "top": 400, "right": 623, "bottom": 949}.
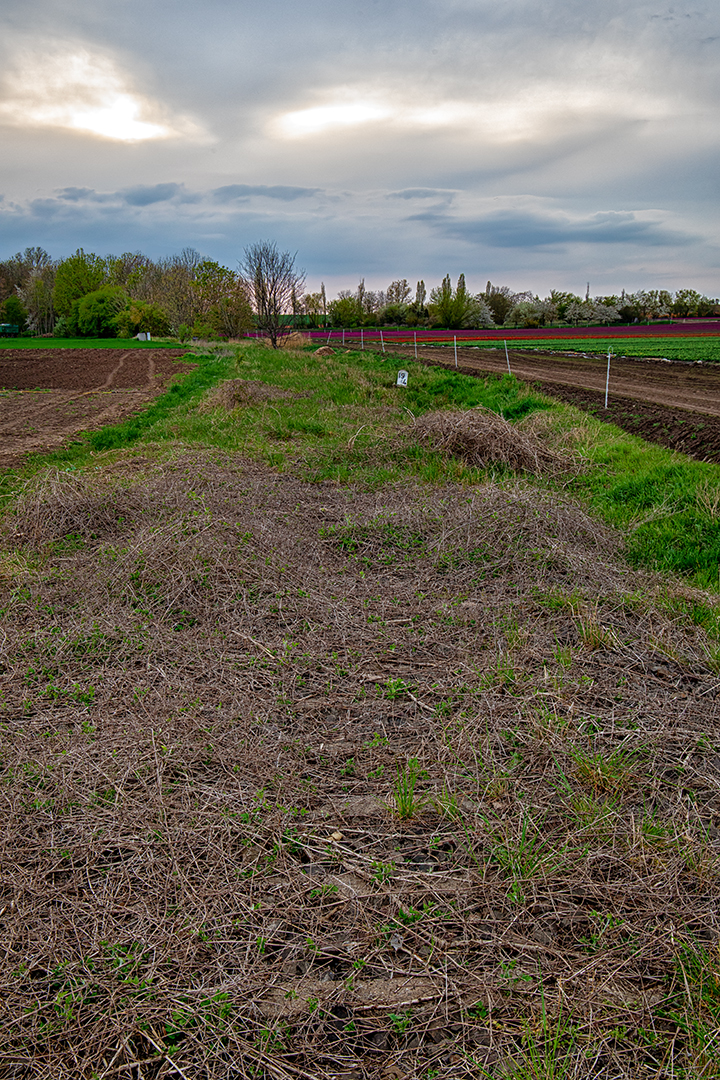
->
{"left": 0, "top": 348, "right": 194, "bottom": 466}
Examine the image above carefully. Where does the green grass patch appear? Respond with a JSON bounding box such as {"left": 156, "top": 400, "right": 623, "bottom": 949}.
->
{"left": 0, "top": 337, "right": 183, "bottom": 349}
{"left": 556, "top": 413, "right": 720, "bottom": 588}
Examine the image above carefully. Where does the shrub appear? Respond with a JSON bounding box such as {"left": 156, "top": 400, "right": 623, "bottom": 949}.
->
{"left": 115, "top": 300, "right": 170, "bottom": 338}
{"left": 70, "top": 286, "right": 128, "bottom": 337}
{"left": 1, "top": 295, "right": 28, "bottom": 331}
{"left": 52, "top": 316, "right": 73, "bottom": 338}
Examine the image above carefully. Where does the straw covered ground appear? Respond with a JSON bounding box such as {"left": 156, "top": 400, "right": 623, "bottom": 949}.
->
{"left": 2, "top": 447, "right": 720, "bottom": 1078}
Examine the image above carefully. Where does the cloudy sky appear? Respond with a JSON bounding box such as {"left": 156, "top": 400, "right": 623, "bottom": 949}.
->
{"left": 1, "top": 0, "right": 719, "bottom": 296}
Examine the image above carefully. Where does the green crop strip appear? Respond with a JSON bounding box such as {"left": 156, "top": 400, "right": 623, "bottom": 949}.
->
{"left": 498, "top": 335, "right": 720, "bottom": 363}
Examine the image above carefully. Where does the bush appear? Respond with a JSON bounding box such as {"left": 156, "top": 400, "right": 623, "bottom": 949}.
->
{"left": 191, "top": 319, "right": 221, "bottom": 341}
{"left": 115, "top": 300, "right": 170, "bottom": 338}
{"left": 69, "top": 287, "right": 127, "bottom": 337}
{"left": 1, "top": 295, "right": 28, "bottom": 332}
{"left": 52, "top": 316, "right": 73, "bottom": 338}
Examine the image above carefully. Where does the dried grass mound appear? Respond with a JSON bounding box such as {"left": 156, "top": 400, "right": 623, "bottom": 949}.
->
{"left": 313, "top": 346, "right": 336, "bottom": 357}
{"left": 282, "top": 331, "right": 311, "bottom": 348}
{"left": 203, "top": 378, "right": 291, "bottom": 411}
{"left": 415, "top": 406, "right": 578, "bottom": 477}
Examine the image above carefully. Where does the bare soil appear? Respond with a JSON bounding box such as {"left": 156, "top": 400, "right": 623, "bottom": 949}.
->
{"left": 0, "top": 349, "right": 194, "bottom": 466}
{"left": 532, "top": 381, "right": 720, "bottom": 463}
{"left": 1, "top": 453, "right": 719, "bottom": 1077}
{"left": 400, "top": 344, "right": 720, "bottom": 462}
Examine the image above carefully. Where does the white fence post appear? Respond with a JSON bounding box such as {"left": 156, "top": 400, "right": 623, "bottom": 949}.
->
{"left": 605, "top": 349, "right": 612, "bottom": 409}
{"left": 454, "top": 335, "right": 458, "bottom": 368}
{"left": 504, "top": 340, "right": 511, "bottom": 375}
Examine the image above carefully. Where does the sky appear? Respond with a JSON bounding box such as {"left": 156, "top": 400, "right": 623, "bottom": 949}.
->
{"left": 1, "top": 0, "right": 719, "bottom": 297}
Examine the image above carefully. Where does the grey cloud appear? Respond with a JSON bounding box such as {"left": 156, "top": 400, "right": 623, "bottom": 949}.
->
{"left": 56, "top": 187, "right": 95, "bottom": 202}
{"left": 212, "top": 184, "right": 321, "bottom": 202}
{"left": 121, "top": 183, "right": 184, "bottom": 206}
{"left": 28, "top": 198, "right": 74, "bottom": 218}
{"left": 410, "top": 209, "right": 697, "bottom": 249}
{"left": 56, "top": 187, "right": 116, "bottom": 203}
{"left": 388, "top": 188, "right": 455, "bottom": 200}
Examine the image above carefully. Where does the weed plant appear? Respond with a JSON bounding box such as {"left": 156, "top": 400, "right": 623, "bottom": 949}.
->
{"left": 393, "top": 757, "right": 426, "bottom": 818}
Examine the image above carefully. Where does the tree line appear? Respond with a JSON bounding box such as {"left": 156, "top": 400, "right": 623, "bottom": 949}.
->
{"left": 324, "top": 278, "right": 720, "bottom": 329}
{"left": 1, "top": 244, "right": 718, "bottom": 341}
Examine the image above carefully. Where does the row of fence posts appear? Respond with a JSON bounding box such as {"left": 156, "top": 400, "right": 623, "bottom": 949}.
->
{"left": 321, "top": 333, "right": 615, "bottom": 410}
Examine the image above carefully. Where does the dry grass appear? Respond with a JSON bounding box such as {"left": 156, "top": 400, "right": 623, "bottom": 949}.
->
{"left": 695, "top": 479, "right": 720, "bottom": 521}
{"left": 414, "top": 406, "right": 579, "bottom": 477}
{"left": 200, "top": 379, "right": 294, "bottom": 412}
{"left": 1, "top": 452, "right": 719, "bottom": 1078}
{"left": 282, "top": 332, "right": 311, "bottom": 349}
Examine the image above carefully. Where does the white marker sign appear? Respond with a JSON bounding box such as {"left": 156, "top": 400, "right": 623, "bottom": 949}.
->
{"left": 396, "top": 370, "right": 408, "bottom": 387}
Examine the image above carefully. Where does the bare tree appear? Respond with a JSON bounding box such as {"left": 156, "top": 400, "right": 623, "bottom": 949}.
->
{"left": 387, "top": 279, "right": 412, "bottom": 305}
{"left": 239, "top": 241, "right": 305, "bottom": 347}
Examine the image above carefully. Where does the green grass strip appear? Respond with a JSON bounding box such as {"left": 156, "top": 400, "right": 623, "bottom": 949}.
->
{"left": 0, "top": 337, "right": 184, "bottom": 349}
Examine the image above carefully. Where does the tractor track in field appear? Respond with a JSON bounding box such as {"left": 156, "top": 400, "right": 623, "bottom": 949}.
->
{"left": 0, "top": 349, "right": 194, "bottom": 466}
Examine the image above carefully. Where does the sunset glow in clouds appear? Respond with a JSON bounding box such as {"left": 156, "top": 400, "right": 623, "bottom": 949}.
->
{"left": 0, "top": 49, "right": 174, "bottom": 141}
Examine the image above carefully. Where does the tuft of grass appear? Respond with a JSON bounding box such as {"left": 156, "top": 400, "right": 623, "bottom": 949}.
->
{"left": 489, "top": 813, "right": 564, "bottom": 903}
{"left": 664, "top": 943, "right": 720, "bottom": 1076}
{"left": 393, "top": 757, "right": 426, "bottom": 819}
{"left": 569, "top": 743, "right": 637, "bottom": 794}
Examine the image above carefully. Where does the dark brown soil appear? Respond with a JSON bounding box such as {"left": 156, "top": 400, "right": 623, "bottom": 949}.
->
{"left": 0, "top": 349, "right": 195, "bottom": 466}
{"left": 532, "top": 380, "right": 720, "bottom": 463}
{"left": 0, "top": 348, "right": 192, "bottom": 390}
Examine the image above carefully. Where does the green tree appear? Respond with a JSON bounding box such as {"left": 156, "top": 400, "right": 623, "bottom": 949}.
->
{"left": 0, "top": 247, "right": 53, "bottom": 303}
{"left": 327, "top": 294, "right": 360, "bottom": 327}
{"left": 428, "top": 274, "right": 455, "bottom": 327}
{"left": 17, "top": 266, "right": 56, "bottom": 335}
{"left": 0, "top": 295, "right": 28, "bottom": 331}
{"left": 191, "top": 260, "right": 252, "bottom": 338}
{"left": 302, "top": 291, "right": 325, "bottom": 327}
{"left": 386, "top": 279, "right": 412, "bottom": 305}
{"left": 378, "top": 302, "right": 409, "bottom": 326}
{"left": 106, "top": 251, "right": 152, "bottom": 293}
{"left": 71, "top": 286, "right": 127, "bottom": 337}
{"left": 548, "top": 290, "right": 582, "bottom": 322}
{"left": 428, "top": 274, "right": 490, "bottom": 328}
{"left": 54, "top": 249, "right": 108, "bottom": 316}
{"left": 115, "top": 299, "right": 170, "bottom": 338}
